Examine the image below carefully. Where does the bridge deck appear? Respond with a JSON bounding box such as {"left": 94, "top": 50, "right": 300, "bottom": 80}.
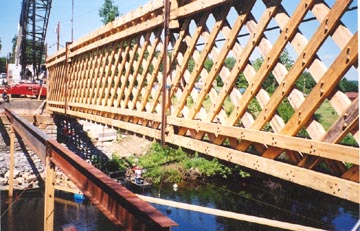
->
{"left": 46, "top": 0, "right": 359, "bottom": 203}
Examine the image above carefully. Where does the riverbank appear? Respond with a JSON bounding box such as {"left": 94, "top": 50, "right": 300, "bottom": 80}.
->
{"left": 0, "top": 119, "right": 152, "bottom": 191}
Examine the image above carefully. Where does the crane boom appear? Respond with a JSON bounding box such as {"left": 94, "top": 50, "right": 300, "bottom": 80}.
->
{"left": 15, "top": 0, "right": 52, "bottom": 79}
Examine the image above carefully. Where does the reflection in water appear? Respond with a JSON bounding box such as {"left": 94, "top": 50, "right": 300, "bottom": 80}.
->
{"left": 0, "top": 190, "right": 118, "bottom": 231}
{"left": 1, "top": 178, "right": 359, "bottom": 231}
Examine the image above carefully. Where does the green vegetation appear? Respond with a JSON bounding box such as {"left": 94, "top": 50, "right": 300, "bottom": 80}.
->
{"left": 110, "top": 143, "right": 250, "bottom": 184}
{"left": 314, "top": 100, "right": 338, "bottom": 130}
{"left": 0, "top": 57, "right": 6, "bottom": 73}
{"left": 105, "top": 49, "right": 359, "bottom": 182}
{"left": 339, "top": 78, "right": 358, "bottom": 92}
{"left": 99, "top": 0, "right": 119, "bottom": 25}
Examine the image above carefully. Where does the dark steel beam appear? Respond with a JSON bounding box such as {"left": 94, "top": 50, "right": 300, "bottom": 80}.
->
{"left": 4, "top": 107, "right": 177, "bottom": 230}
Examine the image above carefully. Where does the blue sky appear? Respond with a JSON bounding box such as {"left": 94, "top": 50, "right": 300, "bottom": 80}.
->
{"left": 0, "top": 0, "right": 148, "bottom": 56}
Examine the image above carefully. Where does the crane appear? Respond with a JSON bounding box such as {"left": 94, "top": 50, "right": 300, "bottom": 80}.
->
{"left": 15, "top": 0, "right": 52, "bottom": 80}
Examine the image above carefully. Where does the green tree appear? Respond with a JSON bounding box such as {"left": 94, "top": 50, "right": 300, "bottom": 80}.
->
{"left": 252, "top": 57, "right": 277, "bottom": 94}
{"left": 5, "top": 35, "right": 17, "bottom": 63}
{"left": 339, "top": 78, "right": 358, "bottom": 92}
{"left": 99, "top": 0, "right": 119, "bottom": 25}
{"left": 188, "top": 57, "right": 195, "bottom": 72}
{"left": 295, "top": 71, "right": 316, "bottom": 95}
{"left": 223, "top": 57, "right": 248, "bottom": 91}
{"left": 0, "top": 38, "right": 2, "bottom": 53}
{"left": 224, "top": 56, "right": 236, "bottom": 70}
{"left": 0, "top": 57, "right": 6, "bottom": 73}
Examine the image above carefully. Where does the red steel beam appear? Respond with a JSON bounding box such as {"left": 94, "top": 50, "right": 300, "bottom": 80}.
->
{"left": 4, "top": 107, "right": 177, "bottom": 230}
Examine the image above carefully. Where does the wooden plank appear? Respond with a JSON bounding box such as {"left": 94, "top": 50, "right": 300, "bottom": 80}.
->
{"left": 69, "top": 14, "right": 164, "bottom": 59}
{"left": 172, "top": 14, "right": 210, "bottom": 116}
{"left": 71, "top": 56, "right": 82, "bottom": 103}
{"left": 182, "top": 6, "right": 232, "bottom": 118}
{"left": 48, "top": 0, "right": 162, "bottom": 62}
{"left": 239, "top": 0, "right": 352, "bottom": 153}
{"left": 311, "top": 0, "right": 355, "bottom": 51}
{"left": 116, "top": 37, "right": 140, "bottom": 108}
{"left": 167, "top": 18, "right": 191, "bottom": 102}
{"left": 50, "top": 99, "right": 356, "bottom": 165}
{"left": 108, "top": 40, "right": 132, "bottom": 109}
{"left": 140, "top": 48, "right": 164, "bottom": 112}
{"left": 210, "top": 14, "right": 282, "bottom": 148}
{"left": 57, "top": 109, "right": 162, "bottom": 140}
{"left": 124, "top": 33, "right": 151, "bottom": 107}
{"left": 227, "top": 0, "right": 315, "bottom": 126}
{"left": 283, "top": 31, "right": 357, "bottom": 135}
{"left": 252, "top": 0, "right": 352, "bottom": 132}
{"left": 269, "top": 0, "right": 353, "bottom": 121}
{"left": 171, "top": 0, "right": 235, "bottom": 19}
{"left": 87, "top": 48, "right": 104, "bottom": 106}
{"left": 137, "top": 195, "right": 327, "bottom": 231}
{"left": 205, "top": 1, "right": 278, "bottom": 123}
{"left": 93, "top": 47, "right": 110, "bottom": 106}
{"left": 131, "top": 30, "right": 162, "bottom": 110}
{"left": 166, "top": 133, "right": 359, "bottom": 203}
{"left": 46, "top": 55, "right": 66, "bottom": 68}
{"left": 322, "top": 97, "right": 359, "bottom": 144}
{"left": 167, "top": 116, "right": 358, "bottom": 164}
{"left": 263, "top": 32, "right": 358, "bottom": 158}
{"left": 96, "top": 42, "right": 117, "bottom": 106}
{"left": 46, "top": 0, "right": 359, "bottom": 204}
{"left": 48, "top": 100, "right": 359, "bottom": 165}
{"left": 342, "top": 165, "right": 359, "bottom": 182}
{"left": 189, "top": 1, "right": 257, "bottom": 122}
{"left": 104, "top": 41, "right": 124, "bottom": 107}
{"left": 8, "top": 127, "right": 15, "bottom": 197}
{"left": 330, "top": 91, "right": 352, "bottom": 115}
{"left": 44, "top": 153, "right": 55, "bottom": 231}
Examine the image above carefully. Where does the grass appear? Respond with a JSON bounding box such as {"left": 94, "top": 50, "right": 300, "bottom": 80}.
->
{"left": 315, "top": 99, "right": 338, "bottom": 130}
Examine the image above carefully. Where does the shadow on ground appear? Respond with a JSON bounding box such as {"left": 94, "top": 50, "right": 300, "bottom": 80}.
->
{"left": 54, "top": 114, "right": 111, "bottom": 171}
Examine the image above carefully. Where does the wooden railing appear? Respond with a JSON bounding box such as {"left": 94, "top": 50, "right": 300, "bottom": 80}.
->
{"left": 46, "top": 0, "right": 359, "bottom": 203}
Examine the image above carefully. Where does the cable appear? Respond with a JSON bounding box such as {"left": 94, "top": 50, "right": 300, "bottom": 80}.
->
{"left": 187, "top": 178, "right": 330, "bottom": 229}
{"left": 0, "top": 188, "right": 30, "bottom": 218}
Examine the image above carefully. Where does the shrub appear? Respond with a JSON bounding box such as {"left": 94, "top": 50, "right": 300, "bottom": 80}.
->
{"left": 108, "top": 142, "right": 250, "bottom": 183}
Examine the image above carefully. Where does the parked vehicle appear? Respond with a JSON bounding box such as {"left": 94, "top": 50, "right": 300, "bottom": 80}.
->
{"left": 1, "top": 73, "right": 6, "bottom": 85}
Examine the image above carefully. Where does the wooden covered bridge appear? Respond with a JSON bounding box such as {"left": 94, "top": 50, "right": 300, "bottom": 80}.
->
{"left": 45, "top": 0, "right": 359, "bottom": 205}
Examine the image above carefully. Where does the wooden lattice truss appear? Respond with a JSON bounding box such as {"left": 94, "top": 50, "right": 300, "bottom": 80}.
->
{"left": 46, "top": 0, "right": 359, "bottom": 203}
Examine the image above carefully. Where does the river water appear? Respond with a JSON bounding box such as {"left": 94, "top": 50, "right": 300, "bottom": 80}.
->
{"left": 0, "top": 176, "right": 359, "bottom": 231}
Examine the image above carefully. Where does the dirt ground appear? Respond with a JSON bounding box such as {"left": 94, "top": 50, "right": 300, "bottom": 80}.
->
{"left": 96, "top": 134, "right": 153, "bottom": 158}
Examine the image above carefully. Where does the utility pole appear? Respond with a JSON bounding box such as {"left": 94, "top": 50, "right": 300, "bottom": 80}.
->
{"left": 56, "top": 21, "right": 60, "bottom": 51}
{"left": 161, "top": 0, "right": 170, "bottom": 146}
{"left": 71, "top": 0, "right": 74, "bottom": 42}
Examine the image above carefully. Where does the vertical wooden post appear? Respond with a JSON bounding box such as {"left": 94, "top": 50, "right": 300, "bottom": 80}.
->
{"left": 44, "top": 144, "right": 55, "bottom": 231}
{"left": 64, "top": 42, "right": 70, "bottom": 116}
{"left": 8, "top": 125, "right": 15, "bottom": 197}
{"left": 7, "top": 197, "right": 14, "bottom": 231}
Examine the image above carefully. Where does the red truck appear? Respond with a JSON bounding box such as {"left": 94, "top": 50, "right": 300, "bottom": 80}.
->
{"left": 0, "top": 83, "right": 47, "bottom": 98}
